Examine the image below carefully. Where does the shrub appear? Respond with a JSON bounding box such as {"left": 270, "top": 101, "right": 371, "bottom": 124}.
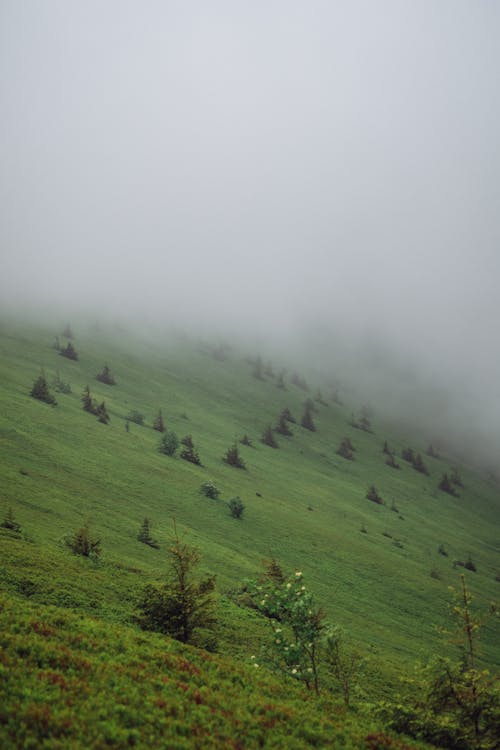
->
{"left": 281, "top": 407, "right": 296, "bottom": 423}
{"left": 180, "top": 435, "right": 201, "bottom": 465}
{"left": 67, "top": 526, "right": 101, "bottom": 559}
{"left": 59, "top": 342, "right": 78, "bottom": 360}
{"left": 200, "top": 480, "right": 220, "bottom": 499}
{"left": 401, "top": 447, "right": 414, "bottom": 463}
{"left": 96, "top": 364, "right": 116, "bottom": 385}
{"left": 135, "top": 536, "right": 216, "bottom": 646}
{"left": 1, "top": 507, "right": 21, "bottom": 533}
{"left": 261, "top": 425, "right": 278, "bottom": 448}
{"left": 239, "top": 434, "right": 253, "bottom": 446}
{"left": 152, "top": 409, "right": 165, "bottom": 433}
{"left": 301, "top": 404, "right": 316, "bottom": 432}
{"left": 275, "top": 411, "right": 293, "bottom": 436}
{"left": 386, "top": 454, "right": 400, "bottom": 470}
{"left": 95, "top": 401, "right": 110, "bottom": 424}
{"left": 464, "top": 556, "right": 477, "bottom": 572}
{"left": 337, "top": 438, "right": 354, "bottom": 460}
{"left": 30, "top": 372, "right": 56, "bottom": 405}
{"left": 52, "top": 371, "right": 71, "bottom": 394}
{"left": 137, "top": 518, "right": 160, "bottom": 549}
{"left": 61, "top": 324, "right": 73, "bottom": 339}
{"left": 158, "top": 430, "right": 179, "bottom": 456}
{"left": 439, "top": 473, "right": 459, "bottom": 497}
{"left": 276, "top": 371, "right": 286, "bottom": 389}
{"left": 450, "top": 467, "right": 464, "bottom": 488}
{"left": 228, "top": 497, "right": 245, "bottom": 519}
{"left": 438, "top": 543, "right": 448, "bottom": 557}
{"left": 324, "top": 627, "right": 364, "bottom": 706}
{"left": 411, "top": 453, "right": 429, "bottom": 475}
{"left": 223, "top": 444, "right": 246, "bottom": 469}
{"left": 290, "top": 372, "right": 309, "bottom": 391}
{"left": 82, "top": 385, "right": 96, "bottom": 413}
{"left": 366, "top": 486, "right": 384, "bottom": 504}
{"left": 126, "top": 410, "right": 144, "bottom": 425}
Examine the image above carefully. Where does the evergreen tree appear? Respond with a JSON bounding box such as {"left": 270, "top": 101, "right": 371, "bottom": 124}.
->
{"left": 366, "top": 485, "right": 384, "bottom": 504}
{"left": 159, "top": 430, "right": 179, "bottom": 456}
{"left": 301, "top": 404, "right": 316, "bottom": 432}
{"left": 135, "top": 535, "right": 216, "bottom": 646}
{"left": 275, "top": 411, "right": 293, "bottom": 436}
{"left": 61, "top": 324, "right": 73, "bottom": 339}
{"left": 228, "top": 497, "right": 245, "bottom": 519}
{"left": 337, "top": 438, "right": 354, "bottom": 460}
{"left": 180, "top": 435, "right": 201, "bottom": 465}
{"left": 412, "top": 452, "right": 429, "bottom": 475}
{"left": 281, "top": 407, "right": 296, "bottom": 423}
{"left": 261, "top": 425, "right": 279, "bottom": 448}
{"left": 1, "top": 507, "right": 21, "bottom": 533}
{"left": 95, "top": 401, "right": 110, "bottom": 424}
{"left": 96, "top": 364, "right": 116, "bottom": 385}
{"left": 59, "top": 342, "right": 78, "bottom": 360}
{"left": 82, "top": 385, "right": 95, "bottom": 413}
{"left": 153, "top": 409, "right": 165, "bottom": 433}
{"left": 223, "top": 444, "right": 246, "bottom": 469}
{"left": 137, "top": 518, "right": 160, "bottom": 548}
{"left": 68, "top": 525, "right": 101, "bottom": 558}
{"left": 30, "top": 372, "right": 56, "bottom": 405}
{"left": 252, "top": 356, "right": 264, "bottom": 380}
{"left": 239, "top": 434, "right": 253, "bottom": 446}
{"left": 439, "top": 473, "right": 459, "bottom": 497}
{"left": 276, "top": 371, "right": 286, "bottom": 389}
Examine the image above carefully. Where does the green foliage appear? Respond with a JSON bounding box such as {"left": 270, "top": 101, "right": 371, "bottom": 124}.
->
{"left": 367, "top": 485, "right": 384, "bottom": 504}
{"left": 67, "top": 525, "right": 101, "bottom": 559}
{"left": 325, "top": 626, "right": 365, "bottom": 705}
{"left": 337, "top": 437, "right": 355, "bottom": 460}
{"left": 158, "top": 429, "right": 179, "bottom": 456}
{"left": 180, "top": 434, "right": 201, "bottom": 465}
{"left": 51, "top": 370, "right": 71, "bottom": 394}
{"left": 59, "top": 341, "right": 78, "bottom": 360}
{"left": 30, "top": 372, "right": 56, "bottom": 405}
{"left": 248, "top": 568, "right": 326, "bottom": 694}
{"left": 152, "top": 408, "right": 165, "bottom": 432}
{"left": 379, "top": 576, "right": 500, "bottom": 749}
{"left": 228, "top": 497, "right": 245, "bottom": 519}
{"left": 1, "top": 506, "right": 21, "bottom": 533}
{"left": 137, "top": 517, "right": 160, "bottom": 548}
{"left": 96, "top": 364, "right": 116, "bottom": 385}
{"left": 135, "top": 536, "right": 216, "bottom": 646}
{"left": 301, "top": 403, "right": 316, "bottom": 432}
{"left": 126, "top": 409, "right": 145, "bottom": 425}
{"left": 239, "top": 433, "right": 253, "bottom": 446}
{"left": 439, "top": 473, "right": 459, "bottom": 497}
{"left": 275, "top": 410, "right": 293, "bottom": 436}
{"left": 95, "top": 401, "right": 110, "bottom": 424}
{"left": 223, "top": 444, "right": 246, "bottom": 469}
{"left": 261, "top": 425, "right": 278, "bottom": 448}
{"left": 200, "top": 480, "right": 220, "bottom": 499}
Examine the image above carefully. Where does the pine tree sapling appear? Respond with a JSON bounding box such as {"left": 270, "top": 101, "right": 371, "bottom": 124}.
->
{"left": 135, "top": 536, "right": 216, "bottom": 646}
{"left": 261, "top": 425, "right": 279, "bottom": 448}
{"left": 30, "top": 372, "right": 57, "bottom": 405}
{"left": 59, "top": 342, "right": 78, "bottom": 360}
{"left": 96, "top": 401, "right": 110, "bottom": 424}
{"left": 96, "top": 364, "right": 116, "bottom": 385}
{"left": 82, "top": 385, "right": 95, "bottom": 413}
{"left": 301, "top": 405, "right": 316, "bottom": 432}
{"left": 1, "top": 507, "right": 21, "bottom": 533}
{"left": 180, "top": 435, "right": 201, "bottom": 465}
{"left": 153, "top": 409, "right": 165, "bottom": 433}
{"left": 223, "top": 444, "right": 246, "bottom": 469}
{"left": 275, "top": 412, "right": 293, "bottom": 436}
{"left": 68, "top": 526, "right": 101, "bottom": 559}
{"left": 366, "top": 485, "right": 384, "bottom": 504}
{"left": 137, "top": 518, "right": 160, "bottom": 548}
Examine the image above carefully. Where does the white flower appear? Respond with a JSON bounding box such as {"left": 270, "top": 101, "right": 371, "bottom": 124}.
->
{"left": 275, "top": 638, "right": 281, "bottom": 644}
{"left": 301, "top": 586, "right": 306, "bottom": 591}
{"left": 307, "top": 668, "right": 313, "bottom": 673}
{"left": 275, "top": 628, "right": 282, "bottom": 634}
{"left": 253, "top": 663, "right": 259, "bottom": 668}
{"left": 250, "top": 655, "right": 256, "bottom": 660}
{"left": 260, "top": 599, "right": 266, "bottom": 605}
{"left": 295, "top": 571, "right": 302, "bottom": 577}
{"left": 286, "top": 583, "right": 292, "bottom": 589}
{"left": 291, "top": 668, "right": 297, "bottom": 674}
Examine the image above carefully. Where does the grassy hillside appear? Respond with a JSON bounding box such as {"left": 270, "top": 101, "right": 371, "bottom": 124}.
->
{"left": 0, "top": 315, "right": 498, "bottom": 745}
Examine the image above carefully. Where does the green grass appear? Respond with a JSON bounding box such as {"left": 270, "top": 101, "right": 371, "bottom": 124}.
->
{"left": 0, "top": 315, "right": 498, "bottom": 745}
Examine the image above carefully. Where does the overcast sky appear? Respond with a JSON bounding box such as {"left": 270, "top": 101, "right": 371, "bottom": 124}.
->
{"left": 1, "top": 1, "right": 499, "bottom": 460}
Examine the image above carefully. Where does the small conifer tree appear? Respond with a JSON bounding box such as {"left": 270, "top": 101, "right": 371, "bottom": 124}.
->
{"left": 30, "top": 372, "right": 57, "bottom": 405}
{"left": 275, "top": 411, "right": 293, "bottom": 436}
{"left": 153, "top": 409, "right": 166, "bottom": 433}
{"left": 301, "top": 405, "right": 316, "bottom": 432}
{"left": 95, "top": 401, "right": 110, "bottom": 424}
{"left": 82, "top": 385, "right": 95, "bottom": 413}
{"left": 261, "top": 425, "right": 279, "bottom": 448}
{"left": 180, "top": 435, "right": 201, "bottom": 465}
{"left": 59, "top": 342, "right": 78, "bottom": 360}
{"left": 223, "top": 444, "right": 246, "bottom": 469}
{"left": 159, "top": 430, "right": 179, "bottom": 456}
{"left": 68, "top": 525, "right": 101, "bottom": 558}
{"left": 1, "top": 507, "right": 21, "bottom": 533}
{"left": 137, "top": 518, "right": 160, "bottom": 548}
{"left": 96, "top": 364, "right": 116, "bottom": 385}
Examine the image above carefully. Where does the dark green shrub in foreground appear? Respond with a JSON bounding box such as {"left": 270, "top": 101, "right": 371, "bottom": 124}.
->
{"left": 30, "top": 372, "right": 56, "bottom": 405}
{"left": 228, "top": 497, "right": 245, "bottom": 519}
{"left": 135, "top": 536, "right": 216, "bottom": 646}
{"left": 158, "top": 430, "right": 179, "bottom": 456}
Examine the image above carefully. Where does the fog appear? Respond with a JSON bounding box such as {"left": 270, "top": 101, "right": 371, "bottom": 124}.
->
{"left": 1, "top": 2, "right": 499, "bottom": 467}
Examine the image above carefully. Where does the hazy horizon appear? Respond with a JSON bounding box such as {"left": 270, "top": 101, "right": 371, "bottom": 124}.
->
{"left": 1, "top": 1, "right": 499, "bottom": 467}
